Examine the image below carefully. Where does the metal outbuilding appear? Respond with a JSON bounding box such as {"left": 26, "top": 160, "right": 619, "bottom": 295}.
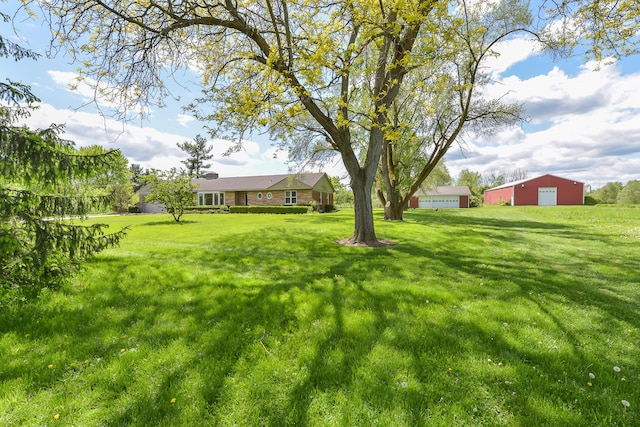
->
{"left": 484, "top": 174, "right": 584, "bottom": 206}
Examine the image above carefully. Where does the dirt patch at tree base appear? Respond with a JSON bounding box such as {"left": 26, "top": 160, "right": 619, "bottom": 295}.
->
{"left": 335, "top": 238, "right": 397, "bottom": 247}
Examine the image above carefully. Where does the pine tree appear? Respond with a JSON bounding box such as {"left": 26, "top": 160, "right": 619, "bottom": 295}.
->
{"left": 1, "top": 28, "right": 127, "bottom": 302}
{"left": 176, "top": 134, "right": 214, "bottom": 178}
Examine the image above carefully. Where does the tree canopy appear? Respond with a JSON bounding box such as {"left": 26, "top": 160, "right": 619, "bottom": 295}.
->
{"left": 37, "top": 0, "right": 640, "bottom": 244}
{"left": 616, "top": 180, "right": 640, "bottom": 204}
{"left": 1, "top": 28, "right": 127, "bottom": 301}
{"left": 144, "top": 168, "right": 196, "bottom": 222}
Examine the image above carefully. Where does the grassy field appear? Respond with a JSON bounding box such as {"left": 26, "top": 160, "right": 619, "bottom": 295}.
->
{"left": 1, "top": 206, "right": 638, "bottom": 426}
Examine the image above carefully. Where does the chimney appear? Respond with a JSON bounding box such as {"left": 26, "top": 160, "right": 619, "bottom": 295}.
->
{"left": 205, "top": 172, "right": 219, "bottom": 180}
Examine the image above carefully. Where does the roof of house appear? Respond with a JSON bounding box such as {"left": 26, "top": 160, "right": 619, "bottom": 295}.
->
{"left": 485, "top": 174, "right": 584, "bottom": 191}
{"left": 192, "top": 172, "right": 332, "bottom": 192}
{"left": 414, "top": 185, "right": 471, "bottom": 196}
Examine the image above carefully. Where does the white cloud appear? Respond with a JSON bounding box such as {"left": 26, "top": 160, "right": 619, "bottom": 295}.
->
{"left": 448, "top": 59, "right": 640, "bottom": 188}
{"left": 483, "top": 36, "right": 542, "bottom": 77}
{"left": 176, "top": 114, "right": 195, "bottom": 127}
{"left": 18, "top": 103, "right": 295, "bottom": 176}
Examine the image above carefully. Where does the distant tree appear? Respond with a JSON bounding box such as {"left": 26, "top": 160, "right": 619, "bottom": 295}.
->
{"left": 330, "top": 176, "right": 354, "bottom": 208}
{"left": 456, "top": 169, "right": 482, "bottom": 195}
{"left": 617, "top": 180, "right": 640, "bottom": 204}
{"left": 129, "top": 163, "right": 149, "bottom": 192}
{"left": 593, "top": 181, "right": 623, "bottom": 204}
{"left": 177, "top": 135, "right": 214, "bottom": 178}
{"left": 482, "top": 169, "right": 506, "bottom": 188}
{"left": 73, "top": 148, "right": 132, "bottom": 213}
{"left": 422, "top": 161, "right": 453, "bottom": 188}
{"left": 506, "top": 168, "right": 528, "bottom": 183}
{"left": 144, "top": 168, "right": 196, "bottom": 222}
{"left": 1, "top": 30, "right": 127, "bottom": 301}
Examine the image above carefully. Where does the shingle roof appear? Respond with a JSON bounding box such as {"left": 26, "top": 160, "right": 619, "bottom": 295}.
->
{"left": 192, "top": 172, "right": 329, "bottom": 192}
{"left": 414, "top": 185, "right": 471, "bottom": 196}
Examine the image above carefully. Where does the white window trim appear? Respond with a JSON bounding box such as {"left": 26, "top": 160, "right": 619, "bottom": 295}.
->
{"left": 198, "top": 191, "right": 225, "bottom": 206}
{"left": 257, "top": 192, "right": 263, "bottom": 200}
{"left": 284, "top": 190, "right": 297, "bottom": 205}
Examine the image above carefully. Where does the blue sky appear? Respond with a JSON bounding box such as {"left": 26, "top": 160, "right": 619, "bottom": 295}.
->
{"left": 3, "top": 2, "right": 640, "bottom": 189}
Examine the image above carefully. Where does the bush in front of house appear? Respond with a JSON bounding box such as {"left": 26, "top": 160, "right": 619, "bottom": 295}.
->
{"left": 323, "top": 204, "right": 335, "bottom": 212}
{"left": 230, "top": 206, "right": 309, "bottom": 214}
{"left": 185, "top": 205, "right": 229, "bottom": 213}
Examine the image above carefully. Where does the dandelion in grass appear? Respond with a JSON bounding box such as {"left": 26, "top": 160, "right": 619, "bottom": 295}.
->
{"left": 120, "top": 348, "right": 126, "bottom": 353}
{"left": 589, "top": 373, "right": 595, "bottom": 379}
{"left": 54, "top": 413, "right": 60, "bottom": 419}
{"left": 621, "top": 400, "right": 630, "bottom": 407}
{"left": 170, "top": 397, "right": 177, "bottom": 404}
{"left": 587, "top": 382, "right": 593, "bottom": 387}
{"left": 613, "top": 366, "right": 621, "bottom": 372}
{"left": 47, "top": 364, "right": 53, "bottom": 369}
{"left": 401, "top": 381, "right": 408, "bottom": 388}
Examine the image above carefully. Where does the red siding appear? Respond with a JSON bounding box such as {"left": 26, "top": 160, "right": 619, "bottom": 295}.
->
{"left": 485, "top": 175, "right": 584, "bottom": 206}
{"left": 484, "top": 187, "right": 513, "bottom": 205}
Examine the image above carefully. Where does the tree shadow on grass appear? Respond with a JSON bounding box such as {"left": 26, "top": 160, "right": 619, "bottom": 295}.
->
{"left": 1, "top": 211, "right": 638, "bottom": 426}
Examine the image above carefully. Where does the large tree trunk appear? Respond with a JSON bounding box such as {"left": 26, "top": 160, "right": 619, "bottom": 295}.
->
{"left": 349, "top": 173, "right": 379, "bottom": 245}
{"left": 337, "top": 129, "right": 393, "bottom": 247}
{"left": 380, "top": 138, "right": 405, "bottom": 221}
{"left": 384, "top": 193, "right": 406, "bottom": 221}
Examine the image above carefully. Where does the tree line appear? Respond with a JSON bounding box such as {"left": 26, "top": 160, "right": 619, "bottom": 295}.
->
{"left": 590, "top": 181, "right": 640, "bottom": 205}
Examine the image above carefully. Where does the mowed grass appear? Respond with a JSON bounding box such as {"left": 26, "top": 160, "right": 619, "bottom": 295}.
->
{"left": 1, "top": 206, "right": 638, "bottom": 426}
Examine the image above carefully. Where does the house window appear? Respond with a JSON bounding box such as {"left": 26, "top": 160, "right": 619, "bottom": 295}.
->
{"left": 257, "top": 192, "right": 263, "bottom": 200}
{"left": 198, "top": 192, "right": 225, "bottom": 206}
{"left": 266, "top": 192, "right": 272, "bottom": 200}
{"left": 285, "top": 191, "right": 297, "bottom": 205}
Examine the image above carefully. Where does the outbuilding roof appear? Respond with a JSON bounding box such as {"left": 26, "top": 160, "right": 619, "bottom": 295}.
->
{"left": 414, "top": 185, "right": 471, "bottom": 196}
{"left": 486, "top": 174, "right": 584, "bottom": 191}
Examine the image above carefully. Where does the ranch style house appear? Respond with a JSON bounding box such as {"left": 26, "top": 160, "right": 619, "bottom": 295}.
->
{"left": 138, "top": 172, "right": 335, "bottom": 213}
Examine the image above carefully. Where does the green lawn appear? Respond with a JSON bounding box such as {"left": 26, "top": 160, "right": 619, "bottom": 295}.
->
{"left": 1, "top": 206, "right": 638, "bottom": 426}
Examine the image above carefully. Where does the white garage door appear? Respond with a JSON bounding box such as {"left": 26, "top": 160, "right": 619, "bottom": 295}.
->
{"left": 538, "top": 187, "right": 557, "bottom": 206}
{"left": 418, "top": 196, "right": 460, "bottom": 209}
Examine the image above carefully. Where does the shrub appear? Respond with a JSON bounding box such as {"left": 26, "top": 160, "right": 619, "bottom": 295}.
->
{"left": 584, "top": 195, "right": 600, "bottom": 205}
{"left": 128, "top": 205, "right": 141, "bottom": 213}
{"left": 229, "top": 206, "right": 309, "bottom": 214}
{"left": 185, "top": 205, "right": 229, "bottom": 213}
{"left": 307, "top": 200, "right": 317, "bottom": 213}
{"left": 324, "top": 204, "right": 335, "bottom": 212}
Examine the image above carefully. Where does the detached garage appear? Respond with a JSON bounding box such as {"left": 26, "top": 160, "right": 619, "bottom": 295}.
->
{"left": 409, "top": 186, "right": 471, "bottom": 209}
{"left": 484, "top": 174, "right": 584, "bottom": 206}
